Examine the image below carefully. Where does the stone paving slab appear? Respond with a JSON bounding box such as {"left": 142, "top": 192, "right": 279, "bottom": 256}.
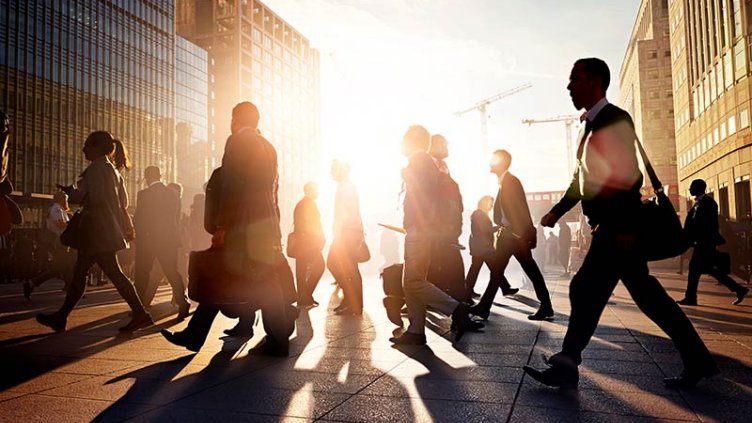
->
{"left": 0, "top": 269, "right": 750, "bottom": 422}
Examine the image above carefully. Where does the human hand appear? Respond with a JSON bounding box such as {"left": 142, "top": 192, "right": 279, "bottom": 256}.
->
{"left": 540, "top": 212, "right": 558, "bottom": 228}
{"left": 211, "top": 227, "right": 226, "bottom": 248}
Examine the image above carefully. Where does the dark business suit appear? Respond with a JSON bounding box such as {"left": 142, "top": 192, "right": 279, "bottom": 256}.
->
{"left": 476, "top": 172, "right": 552, "bottom": 313}
{"left": 293, "top": 196, "right": 325, "bottom": 305}
{"left": 178, "top": 127, "right": 292, "bottom": 350}
{"left": 547, "top": 103, "right": 713, "bottom": 371}
{"left": 133, "top": 181, "right": 188, "bottom": 307}
{"left": 465, "top": 209, "right": 495, "bottom": 296}
{"left": 427, "top": 163, "right": 467, "bottom": 301}
{"left": 683, "top": 195, "right": 745, "bottom": 300}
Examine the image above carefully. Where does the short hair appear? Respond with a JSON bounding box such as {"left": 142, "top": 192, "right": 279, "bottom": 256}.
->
{"left": 53, "top": 190, "right": 67, "bottom": 204}
{"left": 144, "top": 165, "right": 161, "bottom": 180}
{"left": 477, "top": 195, "right": 494, "bottom": 209}
{"left": 690, "top": 179, "right": 707, "bottom": 192}
{"left": 331, "top": 160, "right": 350, "bottom": 179}
{"left": 493, "top": 149, "right": 512, "bottom": 166}
{"left": 168, "top": 182, "right": 183, "bottom": 195}
{"left": 232, "top": 102, "right": 260, "bottom": 129}
{"left": 575, "top": 58, "right": 610, "bottom": 92}
{"left": 303, "top": 181, "right": 318, "bottom": 196}
{"left": 403, "top": 125, "right": 431, "bottom": 151}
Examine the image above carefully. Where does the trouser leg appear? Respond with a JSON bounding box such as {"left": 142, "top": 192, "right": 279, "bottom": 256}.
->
{"left": 95, "top": 253, "right": 147, "bottom": 315}
{"left": 156, "top": 247, "right": 188, "bottom": 305}
{"left": 477, "top": 243, "right": 514, "bottom": 312}
{"left": 255, "top": 262, "right": 291, "bottom": 346}
{"left": 403, "top": 231, "right": 459, "bottom": 335}
{"left": 295, "top": 256, "right": 310, "bottom": 303}
{"left": 685, "top": 252, "right": 702, "bottom": 300}
{"left": 308, "top": 251, "right": 325, "bottom": 300}
{"left": 134, "top": 244, "right": 156, "bottom": 306}
{"left": 514, "top": 246, "right": 552, "bottom": 310}
{"left": 184, "top": 303, "right": 220, "bottom": 346}
{"left": 58, "top": 252, "right": 95, "bottom": 317}
{"left": 712, "top": 272, "right": 745, "bottom": 293}
{"left": 559, "top": 235, "right": 620, "bottom": 365}
{"left": 622, "top": 262, "right": 715, "bottom": 370}
{"left": 465, "top": 256, "right": 483, "bottom": 292}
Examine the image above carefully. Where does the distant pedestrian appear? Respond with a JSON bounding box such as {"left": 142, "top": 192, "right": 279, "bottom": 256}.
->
{"left": 327, "top": 160, "right": 366, "bottom": 316}
{"left": 558, "top": 222, "right": 572, "bottom": 276}
{"left": 465, "top": 195, "right": 496, "bottom": 299}
{"left": 292, "top": 182, "right": 325, "bottom": 308}
{"left": 133, "top": 166, "right": 190, "bottom": 318}
{"left": 676, "top": 179, "right": 748, "bottom": 306}
{"left": 24, "top": 191, "right": 75, "bottom": 299}
{"left": 36, "top": 131, "right": 152, "bottom": 333}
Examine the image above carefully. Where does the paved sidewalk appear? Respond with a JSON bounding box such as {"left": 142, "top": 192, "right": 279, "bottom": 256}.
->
{"left": 0, "top": 268, "right": 750, "bottom": 422}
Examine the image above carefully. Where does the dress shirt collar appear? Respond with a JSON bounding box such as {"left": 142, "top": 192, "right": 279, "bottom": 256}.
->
{"left": 148, "top": 180, "right": 162, "bottom": 188}
{"left": 585, "top": 97, "right": 609, "bottom": 122}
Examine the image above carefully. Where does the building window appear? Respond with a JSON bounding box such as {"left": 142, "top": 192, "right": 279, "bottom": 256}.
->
{"left": 729, "top": 115, "right": 737, "bottom": 135}
{"left": 719, "top": 186, "right": 730, "bottom": 217}
{"left": 735, "top": 178, "right": 751, "bottom": 220}
{"left": 741, "top": 109, "right": 750, "bottom": 129}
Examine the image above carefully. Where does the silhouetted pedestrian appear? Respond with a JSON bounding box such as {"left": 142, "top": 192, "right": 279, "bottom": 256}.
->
{"left": 524, "top": 58, "right": 716, "bottom": 389}
{"left": 387, "top": 125, "right": 482, "bottom": 345}
{"left": 36, "top": 131, "right": 152, "bottom": 333}
{"left": 133, "top": 166, "right": 190, "bottom": 318}
{"left": 327, "top": 160, "right": 365, "bottom": 316}
{"left": 677, "top": 179, "right": 748, "bottom": 306}
{"left": 292, "top": 182, "right": 325, "bottom": 308}
{"left": 465, "top": 195, "right": 496, "bottom": 299}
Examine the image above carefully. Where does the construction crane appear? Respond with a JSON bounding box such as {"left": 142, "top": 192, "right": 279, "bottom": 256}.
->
{"left": 454, "top": 83, "right": 532, "bottom": 155}
{"left": 521, "top": 114, "right": 581, "bottom": 176}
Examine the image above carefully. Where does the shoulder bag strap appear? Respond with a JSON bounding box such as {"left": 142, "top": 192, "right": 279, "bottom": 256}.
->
{"left": 634, "top": 136, "right": 663, "bottom": 192}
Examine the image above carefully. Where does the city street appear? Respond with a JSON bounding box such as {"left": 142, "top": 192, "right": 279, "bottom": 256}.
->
{"left": 0, "top": 268, "right": 750, "bottom": 422}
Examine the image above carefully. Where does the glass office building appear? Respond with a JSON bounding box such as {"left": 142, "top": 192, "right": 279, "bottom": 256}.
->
{"left": 0, "top": 0, "right": 175, "bottom": 219}
{"left": 175, "top": 36, "right": 212, "bottom": 203}
{"left": 176, "top": 0, "right": 321, "bottom": 229}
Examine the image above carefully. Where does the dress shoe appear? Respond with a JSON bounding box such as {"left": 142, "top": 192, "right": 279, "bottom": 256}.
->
{"left": 160, "top": 329, "right": 202, "bottom": 352}
{"left": 383, "top": 296, "right": 404, "bottom": 326}
{"left": 23, "top": 282, "right": 33, "bottom": 301}
{"left": 470, "top": 291, "right": 481, "bottom": 299}
{"left": 468, "top": 304, "right": 490, "bottom": 320}
{"left": 528, "top": 308, "right": 554, "bottom": 321}
{"left": 389, "top": 331, "right": 427, "bottom": 345}
{"left": 523, "top": 354, "right": 579, "bottom": 389}
{"left": 36, "top": 312, "right": 67, "bottom": 332}
{"left": 452, "top": 303, "right": 485, "bottom": 342}
{"left": 118, "top": 311, "right": 154, "bottom": 333}
{"left": 733, "top": 287, "right": 749, "bottom": 305}
{"left": 176, "top": 301, "right": 191, "bottom": 320}
{"left": 664, "top": 366, "right": 720, "bottom": 388}
{"left": 223, "top": 322, "right": 254, "bottom": 337}
{"left": 676, "top": 297, "right": 698, "bottom": 306}
{"left": 501, "top": 288, "right": 519, "bottom": 297}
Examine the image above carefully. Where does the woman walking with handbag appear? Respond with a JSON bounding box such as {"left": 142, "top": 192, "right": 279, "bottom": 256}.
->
{"left": 36, "top": 131, "right": 152, "bottom": 333}
{"left": 327, "top": 160, "right": 367, "bottom": 316}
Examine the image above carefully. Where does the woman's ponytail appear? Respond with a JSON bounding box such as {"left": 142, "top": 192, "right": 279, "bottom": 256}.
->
{"left": 112, "top": 139, "right": 131, "bottom": 171}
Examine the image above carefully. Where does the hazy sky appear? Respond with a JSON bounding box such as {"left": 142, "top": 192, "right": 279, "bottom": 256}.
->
{"left": 265, "top": 0, "right": 641, "bottom": 224}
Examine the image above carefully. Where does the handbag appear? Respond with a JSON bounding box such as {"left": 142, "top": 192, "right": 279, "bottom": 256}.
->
{"left": 60, "top": 209, "right": 87, "bottom": 249}
{"left": 286, "top": 231, "right": 302, "bottom": 259}
{"left": 188, "top": 247, "right": 257, "bottom": 304}
{"left": 355, "top": 238, "right": 371, "bottom": 263}
{"left": 634, "top": 138, "right": 687, "bottom": 261}
{"left": 712, "top": 250, "right": 731, "bottom": 275}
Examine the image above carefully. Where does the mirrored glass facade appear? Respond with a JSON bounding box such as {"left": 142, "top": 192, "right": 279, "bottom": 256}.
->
{"left": 175, "top": 36, "right": 212, "bottom": 203}
{"left": 0, "top": 0, "right": 175, "bottom": 213}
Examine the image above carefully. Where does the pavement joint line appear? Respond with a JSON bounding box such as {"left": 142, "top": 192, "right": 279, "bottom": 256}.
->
{"left": 608, "top": 283, "right": 703, "bottom": 422}
{"left": 502, "top": 277, "right": 564, "bottom": 423}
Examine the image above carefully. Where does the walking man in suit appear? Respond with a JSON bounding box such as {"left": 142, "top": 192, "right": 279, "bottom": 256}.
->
{"left": 677, "top": 179, "right": 748, "bottom": 306}
{"left": 465, "top": 195, "right": 496, "bottom": 299}
{"left": 470, "top": 150, "right": 553, "bottom": 321}
{"left": 524, "top": 58, "right": 717, "bottom": 389}
{"left": 293, "top": 182, "right": 326, "bottom": 308}
{"left": 161, "top": 102, "right": 292, "bottom": 354}
{"left": 427, "top": 134, "right": 468, "bottom": 301}
{"left": 387, "top": 125, "right": 482, "bottom": 345}
{"left": 133, "top": 166, "right": 190, "bottom": 319}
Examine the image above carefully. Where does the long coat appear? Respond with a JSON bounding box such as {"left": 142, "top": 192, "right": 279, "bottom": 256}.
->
{"left": 68, "top": 156, "right": 129, "bottom": 254}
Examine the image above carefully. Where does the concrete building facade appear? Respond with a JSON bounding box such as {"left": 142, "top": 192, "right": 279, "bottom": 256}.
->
{"left": 619, "top": 0, "right": 681, "bottom": 209}
{"left": 669, "top": 0, "right": 752, "bottom": 221}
